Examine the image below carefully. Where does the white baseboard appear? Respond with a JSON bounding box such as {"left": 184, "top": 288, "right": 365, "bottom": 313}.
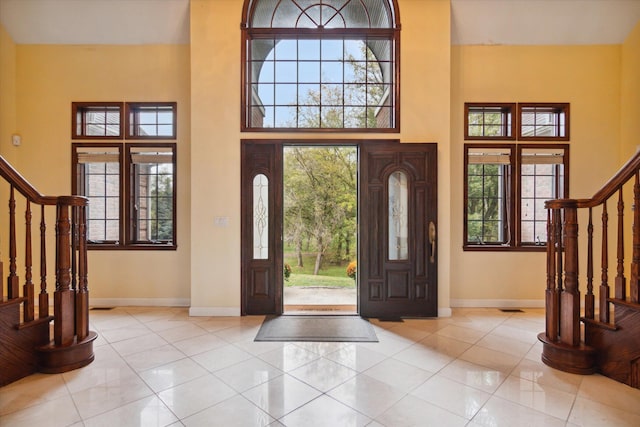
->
{"left": 450, "top": 299, "right": 545, "bottom": 308}
{"left": 438, "top": 307, "right": 452, "bottom": 317}
{"left": 189, "top": 306, "right": 241, "bottom": 317}
{"left": 90, "top": 298, "right": 190, "bottom": 307}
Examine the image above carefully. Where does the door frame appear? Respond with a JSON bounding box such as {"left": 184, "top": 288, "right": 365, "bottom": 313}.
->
{"left": 241, "top": 139, "right": 438, "bottom": 317}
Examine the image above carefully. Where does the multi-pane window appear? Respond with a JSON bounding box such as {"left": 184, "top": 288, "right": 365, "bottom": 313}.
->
{"left": 518, "top": 103, "right": 569, "bottom": 140}
{"left": 464, "top": 103, "right": 515, "bottom": 140}
{"left": 464, "top": 144, "right": 569, "bottom": 250}
{"left": 72, "top": 102, "right": 177, "bottom": 250}
{"left": 126, "top": 103, "right": 177, "bottom": 139}
{"left": 72, "top": 103, "right": 123, "bottom": 139}
{"left": 242, "top": 0, "right": 400, "bottom": 132}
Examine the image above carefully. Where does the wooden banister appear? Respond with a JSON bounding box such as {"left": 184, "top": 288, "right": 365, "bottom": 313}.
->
{"left": 540, "top": 150, "right": 640, "bottom": 388}
{"left": 0, "top": 155, "right": 95, "bottom": 386}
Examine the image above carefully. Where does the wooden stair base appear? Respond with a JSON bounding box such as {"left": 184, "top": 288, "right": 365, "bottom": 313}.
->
{"left": 585, "top": 300, "right": 640, "bottom": 388}
{"left": 538, "top": 332, "right": 597, "bottom": 375}
{"left": 1, "top": 298, "right": 51, "bottom": 386}
{"left": 36, "top": 331, "right": 98, "bottom": 374}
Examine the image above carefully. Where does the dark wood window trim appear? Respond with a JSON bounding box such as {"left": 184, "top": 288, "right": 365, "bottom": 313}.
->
{"left": 125, "top": 102, "right": 177, "bottom": 139}
{"left": 240, "top": 0, "right": 401, "bottom": 133}
{"left": 463, "top": 142, "right": 569, "bottom": 252}
{"left": 518, "top": 103, "right": 570, "bottom": 141}
{"left": 72, "top": 102, "right": 124, "bottom": 140}
{"left": 464, "top": 103, "right": 516, "bottom": 140}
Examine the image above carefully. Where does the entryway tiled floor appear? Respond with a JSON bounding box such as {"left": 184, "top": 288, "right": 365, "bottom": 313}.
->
{"left": 2, "top": 307, "right": 640, "bottom": 426}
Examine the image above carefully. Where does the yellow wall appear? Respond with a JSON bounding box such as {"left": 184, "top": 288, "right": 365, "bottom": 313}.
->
{"left": 189, "top": 0, "right": 453, "bottom": 315}
{"left": 450, "top": 45, "right": 622, "bottom": 304}
{"left": 621, "top": 21, "right": 640, "bottom": 158}
{"left": 3, "top": 1, "right": 638, "bottom": 313}
{"left": 0, "top": 24, "right": 17, "bottom": 163}
{"left": 13, "top": 44, "right": 192, "bottom": 304}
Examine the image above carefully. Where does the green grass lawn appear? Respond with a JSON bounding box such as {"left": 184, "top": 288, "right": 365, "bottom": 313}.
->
{"left": 284, "top": 252, "right": 355, "bottom": 288}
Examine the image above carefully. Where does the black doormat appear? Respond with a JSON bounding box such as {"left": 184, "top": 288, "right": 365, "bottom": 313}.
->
{"left": 255, "top": 315, "right": 378, "bottom": 342}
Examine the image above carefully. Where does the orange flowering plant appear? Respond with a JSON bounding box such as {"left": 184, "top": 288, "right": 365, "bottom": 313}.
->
{"left": 346, "top": 261, "right": 357, "bottom": 280}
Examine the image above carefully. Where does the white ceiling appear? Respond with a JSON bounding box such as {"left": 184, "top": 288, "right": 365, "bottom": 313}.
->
{"left": 0, "top": 0, "right": 639, "bottom": 46}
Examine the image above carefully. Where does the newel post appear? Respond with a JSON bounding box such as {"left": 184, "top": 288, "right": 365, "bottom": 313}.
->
{"left": 560, "top": 204, "right": 581, "bottom": 346}
{"left": 54, "top": 199, "right": 75, "bottom": 346}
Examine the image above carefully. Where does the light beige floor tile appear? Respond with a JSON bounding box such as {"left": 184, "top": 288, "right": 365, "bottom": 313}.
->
{"left": 324, "top": 343, "right": 387, "bottom": 372}
{"left": 470, "top": 395, "right": 566, "bottom": 427}
{"left": 418, "top": 333, "right": 473, "bottom": 358}
{"left": 191, "top": 344, "right": 253, "bottom": 372}
{"left": 280, "top": 395, "right": 371, "bottom": 427}
{"left": 362, "top": 358, "right": 433, "bottom": 392}
{"left": 291, "top": 341, "right": 347, "bottom": 356}
{"left": 459, "top": 345, "right": 522, "bottom": 373}
{"left": 123, "top": 344, "right": 186, "bottom": 372}
{"left": 100, "top": 325, "right": 151, "bottom": 343}
{"left": 357, "top": 332, "right": 413, "bottom": 356}
{"left": 111, "top": 333, "right": 168, "bottom": 357}
{"left": 491, "top": 324, "right": 540, "bottom": 344}
{"left": 438, "top": 359, "right": 507, "bottom": 393}
{"left": 214, "top": 357, "right": 284, "bottom": 392}
{"left": 512, "top": 358, "right": 583, "bottom": 394}
{"left": 171, "top": 333, "right": 229, "bottom": 357}
{"left": 0, "top": 373, "right": 70, "bottom": 416}
{"left": 71, "top": 374, "right": 154, "bottom": 419}
{"left": 494, "top": 375, "right": 577, "bottom": 420}
{"left": 139, "top": 358, "right": 209, "bottom": 393}
{"left": 234, "top": 339, "right": 286, "bottom": 356}
{"left": 0, "top": 394, "right": 81, "bottom": 427}
{"left": 578, "top": 374, "right": 640, "bottom": 415}
{"left": 289, "top": 357, "right": 357, "bottom": 392}
{"left": 62, "top": 358, "right": 139, "bottom": 394}
{"left": 376, "top": 394, "right": 467, "bottom": 427}
{"left": 411, "top": 374, "right": 491, "bottom": 419}
{"left": 392, "top": 342, "right": 455, "bottom": 372}
{"left": 145, "top": 318, "right": 193, "bottom": 332}
{"left": 83, "top": 395, "right": 178, "bottom": 427}
{"left": 242, "top": 374, "right": 322, "bottom": 419}
{"left": 157, "top": 374, "right": 236, "bottom": 419}
{"left": 182, "top": 395, "right": 273, "bottom": 427}
{"left": 156, "top": 323, "right": 208, "bottom": 343}
{"left": 476, "top": 332, "right": 534, "bottom": 358}
{"left": 568, "top": 396, "right": 640, "bottom": 427}
{"left": 214, "top": 325, "right": 262, "bottom": 343}
{"left": 436, "top": 324, "right": 488, "bottom": 344}
{"left": 327, "top": 374, "right": 406, "bottom": 418}
{"left": 258, "top": 343, "right": 321, "bottom": 372}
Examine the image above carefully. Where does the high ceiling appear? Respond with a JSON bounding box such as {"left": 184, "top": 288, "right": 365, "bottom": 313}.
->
{"left": 0, "top": 0, "right": 639, "bottom": 46}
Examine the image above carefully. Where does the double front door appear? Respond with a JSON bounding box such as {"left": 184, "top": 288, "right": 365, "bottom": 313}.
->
{"left": 241, "top": 140, "right": 438, "bottom": 318}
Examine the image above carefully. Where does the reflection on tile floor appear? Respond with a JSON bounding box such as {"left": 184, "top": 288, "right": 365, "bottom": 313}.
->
{"left": 2, "top": 307, "right": 640, "bottom": 426}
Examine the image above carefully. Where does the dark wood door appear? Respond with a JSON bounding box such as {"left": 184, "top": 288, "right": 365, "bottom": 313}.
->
{"left": 359, "top": 142, "right": 438, "bottom": 318}
{"left": 241, "top": 141, "right": 282, "bottom": 315}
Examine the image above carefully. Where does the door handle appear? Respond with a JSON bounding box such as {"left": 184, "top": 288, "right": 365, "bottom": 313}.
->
{"left": 429, "top": 221, "right": 436, "bottom": 264}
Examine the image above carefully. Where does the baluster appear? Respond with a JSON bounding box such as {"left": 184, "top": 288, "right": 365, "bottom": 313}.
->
{"left": 54, "top": 201, "right": 74, "bottom": 346}
{"left": 554, "top": 208, "right": 564, "bottom": 336}
{"left": 560, "top": 204, "right": 580, "bottom": 346}
{"left": 23, "top": 200, "right": 34, "bottom": 321}
{"left": 76, "top": 205, "right": 89, "bottom": 340}
{"left": 7, "top": 186, "right": 19, "bottom": 299}
{"left": 546, "top": 208, "right": 559, "bottom": 340}
{"left": 585, "top": 207, "right": 594, "bottom": 319}
{"left": 615, "top": 188, "right": 626, "bottom": 300}
{"left": 39, "top": 205, "right": 49, "bottom": 318}
{"left": 600, "top": 202, "right": 610, "bottom": 323}
{"left": 632, "top": 172, "right": 640, "bottom": 303}
{"left": 71, "top": 206, "right": 77, "bottom": 292}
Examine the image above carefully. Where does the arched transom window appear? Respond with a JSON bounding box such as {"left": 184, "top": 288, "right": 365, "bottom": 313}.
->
{"left": 241, "top": 0, "right": 400, "bottom": 132}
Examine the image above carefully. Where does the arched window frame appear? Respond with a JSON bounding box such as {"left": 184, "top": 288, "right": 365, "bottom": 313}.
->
{"left": 240, "top": 0, "right": 401, "bottom": 133}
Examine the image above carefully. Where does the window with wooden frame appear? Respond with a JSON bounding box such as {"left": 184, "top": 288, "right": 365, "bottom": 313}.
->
{"left": 464, "top": 143, "right": 568, "bottom": 251}
{"left": 72, "top": 102, "right": 123, "bottom": 139}
{"left": 126, "top": 102, "right": 177, "bottom": 139}
{"left": 241, "top": 0, "right": 400, "bottom": 132}
{"left": 73, "top": 143, "right": 176, "bottom": 249}
{"left": 72, "top": 101, "right": 177, "bottom": 250}
{"left": 464, "top": 103, "right": 515, "bottom": 140}
{"left": 518, "top": 103, "right": 570, "bottom": 141}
